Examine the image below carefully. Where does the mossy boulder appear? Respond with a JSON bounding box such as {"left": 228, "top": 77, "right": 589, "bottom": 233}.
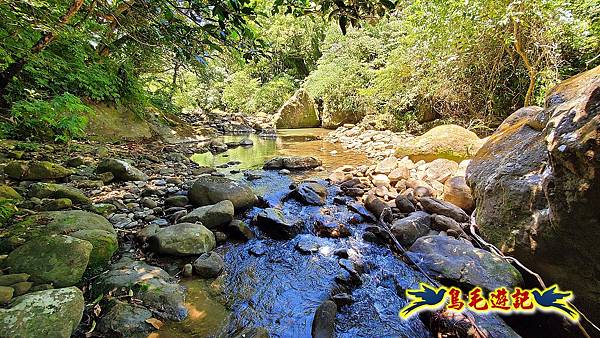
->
{"left": 4, "top": 161, "right": 73, "bottom": 180}
{"left": 149, "top": 223, "right": 215, "bottom": 256}
{"left": 178, "top": 200, "right": 234, "bottom": 228}
{"left": 0, "top": 210, "right": 117, "bottom": 273}
{"left": 0, "top": 287, "right": 84, "bottom": 338}
{"left": 6, "top": 235, "right": 92, "bottom": 287}
{"left": 0, "top": 184, "right": 22, "bottom": 200}
{"left": 407, "top": 235, "right": 523, "bottom": 291}
{"left": 28, "top": 182, "right": 91, "bottom": 204}
{"left": 98, "top": 301, "right": 155, "bottom": 337}
{"left": 275, "top": 88, "right": 320, "bottom": 129}
{"left": 395, "top": 124, "right": 483, "bottom": 162}
{"left": 189, "top": 176, "right": 257, "bottom": 210}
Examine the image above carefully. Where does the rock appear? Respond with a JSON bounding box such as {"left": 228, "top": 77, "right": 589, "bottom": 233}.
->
{"left": 442, "top": 176, "right": 474, "bottom": 211}
{"left": 0, "top": 273, "right": 29, "bottom": 286}
{"left": 0, "top": 210, "right": 117, "bottom": 272}
{"left": 311, "top": 300, "right": 336, "bottom": 338}
{"left": 321, "top": 100, "right": 364, "bottom": 129}
{"left": 209, "top": 140, "right": 228, "bottom": 153}
{"left": 390, "top": 211, "right": 431, "bottom": 247}
{"left": 388, "top": 167, "right": 409, "bottom": 182}
{"left": 419, "top": 197, "right": 469, "bottom": 222}
{"left": 183, "top": 263, "right": 194, "bottom": 277}
{"left": 189, "top": 176, "right": 257, "bottom": 210}
{"left": 468, "top": 66, "right": 600, "bottom": 316}
{"left": 28, "top": 182, "right": 91, "bottom": 204}
{"left": 296, "top": 237, "right": 320, "bottom": 254}
{"left": 0, "top": 184, "right": 22, "bottom": 200}
{"left": 394, "top": 195, "right": 416, "bottom": 213}
{"left": 178, "top": 200, "right": 235, "bottom": 228}
{"left": 149, "top": 223, "right": 215, "bottom": 256}
{"left": 227, "top": 220, "right": 254, "bottom": 241}
{"left": 193, "top": 252, "right": 224, "bottom": 278}
{"left": 254, "top": 208, "right": 300, "bottom": 240}
{"left": 141, "top": 197, "right": 158, "bottom": 208}
{"left": 422, "top": 158, "right": 458, "bottom": 183}
{"left": 0, "top": 286, "right": 13, "bottom": 303}
{"left": 40, "top": 198, "right": 73, "bottom": 211}
{"left": 290, "top": 182, "right": 328, "bottom": 206}
{"left": 371, "top": 174, "right": 390, "bottom": 187}
{"left": 374, "top": 157, "right": 398, "bottom": 174}
{"left": 11, "top": 281, "right": 33, "bottom": 296}
{"left": 395, "top": 125, "right": 483, "bottom": 162}
{"left": 6, "top": 235, "right": 92, "bottom": 287}
{"left": 4, "top": 161, "right": 72, "bottom": 180}
{"left": 96, "top": 159, "right": 148, "bottom": 181}
{"left": 263, "top": 156, "right": 322, "bottom": 171}
{"left": 275, "top": 88, "right": 320, "bottom": 129}
{"left": 165, "top": 195, "right": 189, "bottom": 207}
{"left": 364, "top": 195, "right": 389, "bottom": 220}
{"left": 98, "top": 302, "right": 154, "bottom": 337}
{"left": 93, "top": 259, "right": 187, "bottom": 321}
{"left": 408, "top": 236, "right": 522, "bottom": 291}
{"left": 0, "top": 287, "right": 84, "bottom": 338}
{"left": 64, "top": 156, "right": 85, "bottom": 168}
{"left": 430, "top": 214, "right": 466, "bottom": 238}
{"left": 239, "top": 138, "right": 254, "bottom": 146}
{"left": 97, "top": 171, "right": 114, "bottom": 183}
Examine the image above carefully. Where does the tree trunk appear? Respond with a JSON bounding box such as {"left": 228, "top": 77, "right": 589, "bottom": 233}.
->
{"left": 512, "top": 17, "right": 536, "bottom": 107}
{"left": 0, "top": 0, "right": 84, "bottom": 101}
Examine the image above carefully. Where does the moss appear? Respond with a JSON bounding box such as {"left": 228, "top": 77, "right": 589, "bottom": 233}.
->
{"left": 0, "top": 185, "right": 22, "bottom": 200}
{"left": 70, "top": 229, "right": 118, "bottom": 273}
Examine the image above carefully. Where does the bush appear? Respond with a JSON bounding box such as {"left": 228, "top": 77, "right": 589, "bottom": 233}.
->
{"left": 250, "top": 74, "right": 296, "bottom": 114}
{"left": 9, "top": 93, "right": 90, "bottom": 142}
{"left": 221, "top": 71, "right": 260, "bottom": 113}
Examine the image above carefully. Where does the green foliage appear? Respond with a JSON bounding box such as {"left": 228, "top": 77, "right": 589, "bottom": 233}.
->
{"left": 250, "top": 74, "right": 296, "bottom": 114}
{"left": 0, "top": 199, "right": 17, "bottom": 226}
{"left": 9, "top": 93, "right": 90, "bottom": 142}
{"left": 221, "top": 71, "right": 261, "bottom": 113}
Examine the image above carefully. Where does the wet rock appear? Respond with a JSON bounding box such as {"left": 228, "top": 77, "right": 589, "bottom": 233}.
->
{"left": 311, "top": 300, "right": 336, "bottom": 338}
{"left": 239, "top": 138, "right": 254, "bottom": 146}
{"left": 263, "top": 156, "right": 322, "bottom": 171}
{"left": 28, "top": 182, "right": 91, "bottom": 204}
{"left": 0, "top": 273, "right": 29, "bottom": 286}
{"left": 141, "top": 197, "right": 158, "bottom": 208}
{"left": 0, "top": 287, "right": 84, "bottom": 338}
{"left": 331, "top": 293, "right": 353, "bottom": 307}
{"left": 193, "top": 252, "right": 224, "bottom": 278}
{"left": 210, "top": 140, "right": 228, "bottom": 153}
{"left": 64, "top": 157, "right": 85, "bottom": 168}
{"left": 97, "top": 171, "right": 114, "bottom": 183}
{"left": 441, "top": 176, "right": 474, "bottom": 211}
{"left": 0, "top": 184, "right": 22, "bottom": 200}
{"left": 394, "top": 195, "right": 416, "bottom": 213}
{"left": 189, "top": 176, "right": 257, "bottom": 210}
{"left": 165, "top": 195, "right": 189, "bottom": 207}
{"left": 395, "top": 124, "right": 483, "bottom": 162}
{"left": 93, "top": 258, "right": 187, "bottom": 321}
{"left": 98, "top": 301, "right": 154, "bottom": 337}
{"left": 40, "top": 198, "right": 73, "bottom": 211}
{"left": 6, "top": 235, "right": 92, "bottom": 287}
{"left": 149, "top": 223, "right": 215, "bottom": 256}
{"left": 390, "top": 211, "right": 431, "bottom": 247}
{"left": 227, "top": 220, "right": 254, "bottom": 241}
{"left": 275, "top": 88, "right": 320, "bottom": 129}
{"left": 290, "top": 182, "right": 328, "bottom": 206}
{"left": 430, "top": 214, "right": 466, "bottom": 237}
{"left": 364, "top": 195, "right": 390, "bottom": 221}
{"left": 215, "top": 231, "right": 228, "bottom": 244}
{"left": 4, "top": 160, "right": 72, "bottom": 180}
{"left": 96, "top": 158, "right": 148, "bottom": 181}
{"left": 178, "top": 200, "right": 234, "bottom": 228}
{"left": 254, "top": 208, "right": 300, "bottom": 240}
{"left": 407, "top": 236, "right": 523, "bottom": 291}
{"left": 419, "top": 197, "right": 469, "bottom": 222}
{"left": 296, "top": 236, "right": 320, "bottom": 254}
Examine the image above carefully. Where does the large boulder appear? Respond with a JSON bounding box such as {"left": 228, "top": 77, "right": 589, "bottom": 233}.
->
{"left": 149, "top": 223, "right": 216, "bottom": 256}
{"left": 96, "top": 158, "right": 148, "bottom": 181}
{"left": 395, "top": 125, "right": 483, "bottom": 162}
{"left": 275, "top": 88, "right": 320, "bottom": 129}
{"left": 98, "top": 302, "right": 155, "bottom": 337}
{"left": 441, "top": 176, "right": 474, "bottom": 211}
{"left": 467, "top": 65, "right": 600, "bottom": 316}
{"left": 0, "top": 210, "right": 117, "bottom": 272}
{"left": 254, "top": 208, "right": 300, "bottom": 240}
{"left": 407, "top": 236, "right": 523, "bottom": 291}
{"left": 6, "top": 235, "right": 92, "bottom": 287}
{"left": 321, "top": 101, "right": 365, "bottom": 129}
{"left": 28, "top": 182, "right": 91, "bottom": 204}
{"left": 0, "top": 287, "right": 84, "bottom": 338}
{"left": 93, "top": 258, "right": 187, "bottom": 321}
{"left": 189, "top": 176, "right": 257, "bottom": 210}
{"left": 178, "top": 200, "right": 235, "bottom": 228}
{"left": 390, "top": 211, "right": 431, "bottom": 247}
{"left": 263, "top": 156, "right": 322, "bottom": 171}
{"left": 4, "top": 160, "right": 72, "bottom": 180}
{"left": 289, "top": 182, "right": 328, "bottom": 206}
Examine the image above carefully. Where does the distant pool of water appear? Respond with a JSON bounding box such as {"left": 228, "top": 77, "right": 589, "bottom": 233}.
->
{"left": 190, "top": 128, "right": 370, "bottom": 175}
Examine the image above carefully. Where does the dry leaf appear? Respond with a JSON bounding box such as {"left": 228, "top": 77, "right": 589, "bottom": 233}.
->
{"left": 145, "top": 317, "right": 164, "bottom": 330}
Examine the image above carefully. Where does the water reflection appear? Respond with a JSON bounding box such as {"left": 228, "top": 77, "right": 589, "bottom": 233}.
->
{"left": 190, "top": 128, "right": 370, "bottom": 173}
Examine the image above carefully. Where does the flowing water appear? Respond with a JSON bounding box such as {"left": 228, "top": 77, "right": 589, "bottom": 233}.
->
{"left": 157, "top": 129, "right": 434, "bottom": 338}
